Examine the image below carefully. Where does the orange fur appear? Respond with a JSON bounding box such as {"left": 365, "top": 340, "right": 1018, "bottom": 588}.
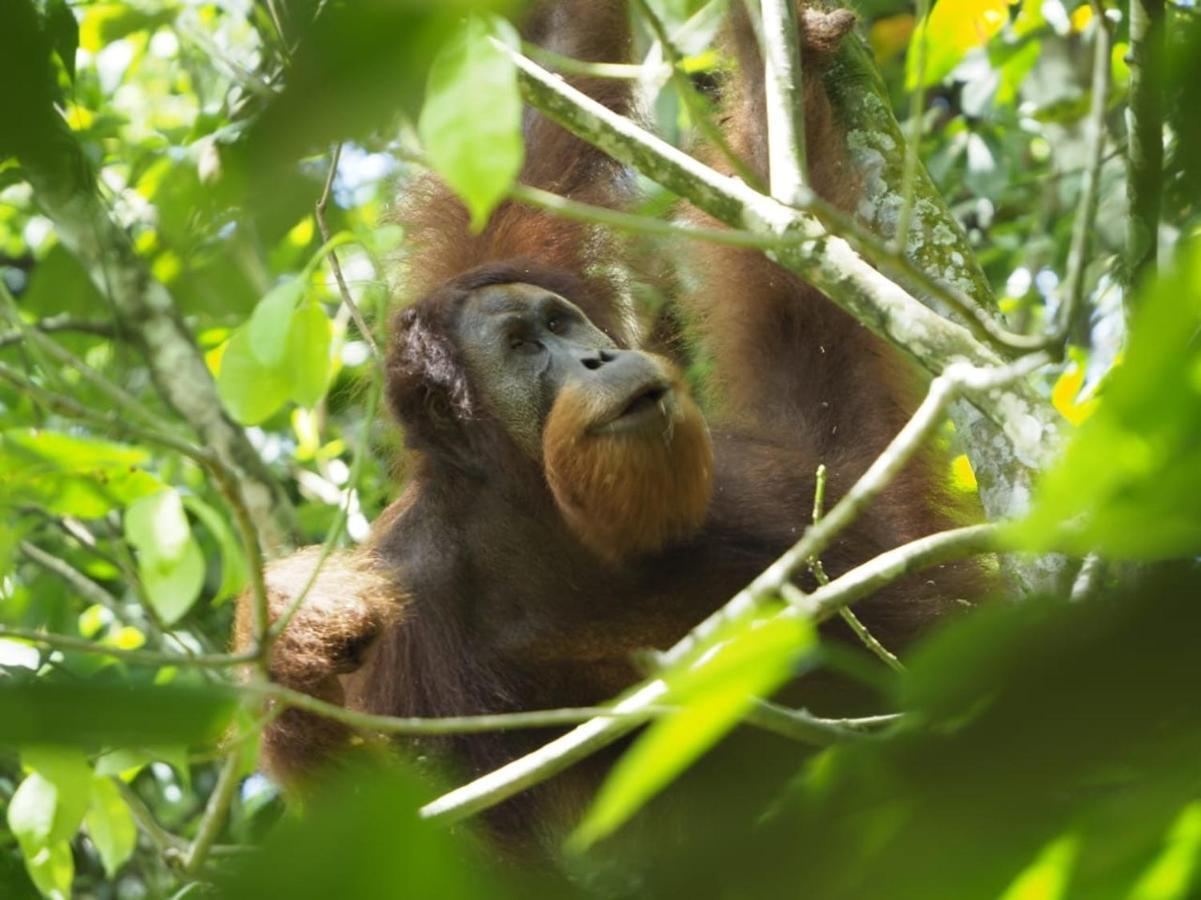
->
{"left": 543, "top": 359, "right": 713, "bottom": 562}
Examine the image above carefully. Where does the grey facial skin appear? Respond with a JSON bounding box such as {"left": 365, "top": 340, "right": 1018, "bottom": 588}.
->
{"left": 455, "top": 282, "right": 674, "bottom": 457}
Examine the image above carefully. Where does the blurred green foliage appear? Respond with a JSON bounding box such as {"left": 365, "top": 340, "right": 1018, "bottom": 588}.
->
{"left": 0, "top": 0, "right": 1198, "bottom": 897}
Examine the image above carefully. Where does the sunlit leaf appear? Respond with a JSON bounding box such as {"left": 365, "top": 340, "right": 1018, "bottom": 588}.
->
{"left": 1129, "top": 801, "right": 1201, "bottom": 900}
{"left": 85, "top": 777, "right": 137, "bottom": 879}
{"left": 21, "top": 747, "right": 92, "bottom": 845}
{"left": 572, "top": 612, "right": 814, "bottom": 850}
{"left": 182, "top": 494, "right": 247, "bottom": 604}
{"left": 997, "top": 833, "right": 1079, "bottom": 900}
{"left": 21, "top": 840, "right": 73, "bottom": 900}
{"left": 906, "top": 0, "right": 1008, "bottom": 89}
{"left": 1012, "top": 245, "right": 1201, "bottom": 559}
{"left": 125, "top": 489, "right": 204, "bottom": 625}
{"left": 216, "top": 324, "right": 292, "bottom": 425}
{"left": 419, "top": 15, "right": 524, "bottom": 232}
{"left": 248, "top": 278, "right": 305, "bottom": 368}
{"left": 285, "top": 302, "right": 333, "bottom": 408}
{"left": 0, "top": 430, "right": 161, "bottom": 518}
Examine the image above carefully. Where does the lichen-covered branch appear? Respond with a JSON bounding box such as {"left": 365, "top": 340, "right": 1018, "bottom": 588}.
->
{"left": 502, "top": 42, "right": 1060, "bottom": 460}
{"left": 824, "top": 36, "right": 996, "bottom": 316}
{"left": 16, "top": 125, "right": 294, "bottom": 555}
{"left": 503, "top": 40, "right": 1065, "bottom": 593}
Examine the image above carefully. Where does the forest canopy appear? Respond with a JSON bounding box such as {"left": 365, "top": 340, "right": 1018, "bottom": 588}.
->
{"left": 1, "top": 0, "right": 1200, "bottom": 897}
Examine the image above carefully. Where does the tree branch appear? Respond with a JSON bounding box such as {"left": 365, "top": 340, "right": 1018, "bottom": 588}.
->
{"left": 1060, "top": 3, "right": 1113, "bottom": 339}
{"left": 182, "top": 752, "right": 241, "bottom": 875}
{"left": 0, "top": 316, "right": 117, "bottom": 350}
{"left": 15, "top": 120, "right": 294, "bottom": 555}
{"left": 420, "top": 353, "right": 1037, "bottom": 823}
{"left": 497, "top": 41, "right": 1063, "bottom": 491}
{"left": 760, "top": 0, "right": 807, "bottom": 200}
{"left": 1125, "top": 0, "right": 1164, "bottom": 292}
{"left": 315, "top": 143, "right": 381, "bottom": 361}
{"left": 0, "top": 625, "right": 256, "bottom": 668}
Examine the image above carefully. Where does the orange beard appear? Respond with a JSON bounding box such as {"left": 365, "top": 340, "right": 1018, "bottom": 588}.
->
{"left": 542, "top": 362, "right": 714, "bottom": 563}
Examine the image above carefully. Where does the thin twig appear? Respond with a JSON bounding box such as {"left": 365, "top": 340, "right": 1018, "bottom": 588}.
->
{"left": 420, "top": 679, "right": 667, "bottom": 821}
{"left": 524, "top": 41, "right": 664, "bottom": 80}
{"left": 265, "top": 374, "right": 382, "bottom": 647}
{"left": 512, "top": 183, "right": 805, "bottom": 249}
{"left": 316, "top": 143, "right": 380, "bottom": 361}
{"left": 0, "top": 624, "right": 257, "bottom": 668}
{"left": 0, "top": 316, "right": 117, "bottom": 350}
{"left": 115, "top": 780, "right": 187, "bottom": 859}
{"left": 791, "top": 524, "right": 1000, "bottom": 621}
{"left": 419, "top": 356, "right": 1042, "bottom": 823}
{"left": 244, "top": 682, "right": 665, "bottom": 735}
{"left": 18, "top": 541, "right": 129, "bottom": 622}
{"left": 182, "top": 752, "right": 241, "bottom": 875}
{"left": 632, "top": 0, "right": 765, "bottom": 191}
{"left": 1124, "top": 0, "right": 1164, "bottom": 292}
{"left": 1058, "top": 1, "right": 1112, "bottom": 342}
{"left": 807, "top": 465, "right": 906, "bottom": 673}
{"left": 743, "top": 701, "right": 900, "bottom": 743}
{"left": 760, "top": 0, "right": 807, "bottom": 201}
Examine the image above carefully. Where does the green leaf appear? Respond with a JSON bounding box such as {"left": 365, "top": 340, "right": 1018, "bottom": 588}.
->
{"left": 572, "top": 613, "right": 815, "bottom": 850}
{"left": 7, "top": 774, "right": 57, "bottom": 851}
{"left": 124, "top": 489, "right": 204, "bottom": 625}
{"left": 1011, "top": 245, "right": 1201, "bottom": 559}
{"left": 419, "top": 15, "right": 524, "bottom": 232}
{"left": 0, "top": 429, "right": 162, "bottom": 518}
{"left": 0, "top": 681, "right": 235, "bottom": 746}
{"left": 42, "top": 0, "right": 79, "bottom": 83}
{"left": 906, "top": 0, "right": 1008, "bottom": 89}
{"left": 216, "top": 324, "right": 291, "bottom": 425}
{"left": 85, "top": 778, "right": 136, "bottom": 879}
{"left": 181, "top": 494, "right": 247, "bottom": 604}
{"left": 21, "top": 841, "right": 73, "bottom": 900}
{"left": 21, "top": 747, "right": 92, "bottom": 845}
{"left": 248, "top": 278, "right": 305, "bottom": 368}
{"left": 285, "top": 301, "right": 333, "bottom": 408}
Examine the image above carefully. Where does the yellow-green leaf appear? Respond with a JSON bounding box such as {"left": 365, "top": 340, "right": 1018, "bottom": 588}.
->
{"left": 216, "top": 324, "right": 292, "bottom": 425}
{"left": 419, "top": 15, "right": 524, "bottom": 231}
{"left": 85, "top": 777, "right": 137, "bottom": 879}
{"left": 571, "top": 613, "right": 814, "bottom": 850}
{"left": 906, "top": 0, "right": 1008, "bottom": 89}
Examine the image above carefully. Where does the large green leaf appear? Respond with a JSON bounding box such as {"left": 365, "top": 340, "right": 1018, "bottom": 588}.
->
{"left": 1012, "top": 244, "right": 1201, "bottom": 559}
{"left": 124, "top": 489, "right": 204, "bottom": 625}
{"left": 572, "top": 612, "right": 815, "bottom": 850}
{"left": 0, "top": 429, "right": 162, "bottom": 518}
{"left": 216, "top": 324, "right": 292, "bottom": 425}
{"left": 0, "top": 680, "right": 236, "bottom": 746}
{"left": 248, "top": 279, "right": 305, "bottom": 368}
{"left": 419, "top": 15, "right": 524, "bottom": 231}
{"left": 85, "top": 777, "right": 137, "bottom": 879}
{"left": 285, "top": 302, "right": 333, "bottom": 408}
{"left": 181, "top": 494, "right": 247, "bottom": 604}
{"left": 217, "top": 761, "right": 526, "bottom": 899}
{"left": 21, "top": 747, "right": 92, "bottom": 846}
